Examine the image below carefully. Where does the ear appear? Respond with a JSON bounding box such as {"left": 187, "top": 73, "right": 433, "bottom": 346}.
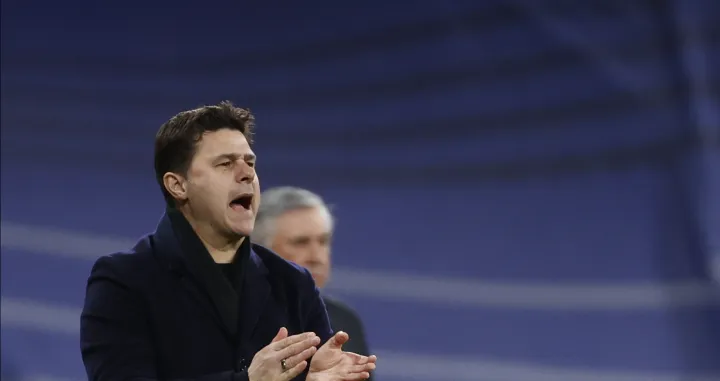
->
{"left": 162, "top": 172, "right": 188, "bottom": 202}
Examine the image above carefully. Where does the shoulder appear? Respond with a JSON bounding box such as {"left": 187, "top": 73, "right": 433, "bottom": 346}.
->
{"left": 87, "top": 235, "right": 159, "bottom": 289}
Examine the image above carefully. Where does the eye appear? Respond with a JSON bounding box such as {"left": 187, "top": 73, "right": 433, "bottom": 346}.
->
{"left": 291, "top": 237, "right": 310, "bottom": 247}
{"left": 218, "top": 161, "right": 232, "bottom": 167}
{"left": 247, "top": 162, "right": 255, "bottom": 168}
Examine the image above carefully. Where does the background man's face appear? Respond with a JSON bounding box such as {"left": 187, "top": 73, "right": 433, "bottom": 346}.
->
{"left": 270, "top": 206, "right": 332, "bottom": 288}
{"left": 184, "top": 129, "right": 260, "bottom": 237}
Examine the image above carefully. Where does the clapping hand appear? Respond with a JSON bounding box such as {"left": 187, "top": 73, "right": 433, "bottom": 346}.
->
{"left": 248, "top": 327, "right": 320, "bottom": 381}
{"left": 307, "top": 331, "right": 377, "bottom": 381}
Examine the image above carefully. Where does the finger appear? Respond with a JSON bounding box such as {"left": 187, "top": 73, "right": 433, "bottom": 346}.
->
{"left": 361, "top": 354, "right": 377, "bottom": 364}
{"left": 344, "top": 352, "right": 377, "bottom": 365}
{"left": 282, "top": 345, "right": 317, "bottom": 370}
{"left": 348, "top": 362, "right": 376, "bottom": 373}
{"left": 276, "top": 335, "right": 320, "bottom": 359}
{"left": 272, "top": 327, "right": 288, "bottom": 343}
{"left": 343, "top": 371, "right": 371, "bottom": 380}
{"left": 271, "top": 331, "right": 316, "bottom": 350}
{"left": 281, "top": 360, "right": 308, "bottom": 381}
{"left": 325, "top": 331, "right": 349, "bottom": 350}
{"left": 343, "top": 352, "right": 367, "bottom": 364}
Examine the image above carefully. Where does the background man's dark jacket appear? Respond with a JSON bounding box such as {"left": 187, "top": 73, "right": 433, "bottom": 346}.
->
{"left": 80, "top": 209, "right": 333, "bottom": 381}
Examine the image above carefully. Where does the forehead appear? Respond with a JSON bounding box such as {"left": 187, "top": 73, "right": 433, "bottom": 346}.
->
{"left": 275, "top": 207, "right": 332, "bottom": 236}
{"left": 194, "top": 128, "right": 253, "bottom": 158}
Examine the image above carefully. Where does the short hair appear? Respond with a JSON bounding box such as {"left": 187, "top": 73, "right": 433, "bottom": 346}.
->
{"left": 253, "top": 187, "right": 334, "bottom": 246}
{"left": 154, "top": 101, "right": 255, "bottom": 205}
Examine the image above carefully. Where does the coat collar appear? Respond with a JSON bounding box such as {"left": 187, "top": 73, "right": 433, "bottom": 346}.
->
{"left": 152, "top": 208, "right": 269, "bottom": 341}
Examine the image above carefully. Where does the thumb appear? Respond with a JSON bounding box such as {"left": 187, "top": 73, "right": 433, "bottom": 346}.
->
{"left": 272, "top": 327, "right": 288, "bottom": 343}
{"left": 327, "top": 331, "right": 349, "bottom": 349}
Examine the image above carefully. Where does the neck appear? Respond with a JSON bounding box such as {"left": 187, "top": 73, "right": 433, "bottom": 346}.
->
{"left": 179, "top": 206, "right": 243, "bottom": 264}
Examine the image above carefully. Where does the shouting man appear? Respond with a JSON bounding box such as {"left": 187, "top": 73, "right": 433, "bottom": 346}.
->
{"left": 80, "top": 102, "right": 377, "bottom": 381}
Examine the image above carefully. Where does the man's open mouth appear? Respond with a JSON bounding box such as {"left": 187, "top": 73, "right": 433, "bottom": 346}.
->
{"left": 230, "top": 194, "right": 253, "bottom": 210}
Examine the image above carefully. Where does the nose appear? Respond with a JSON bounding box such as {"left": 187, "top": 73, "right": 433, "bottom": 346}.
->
{"left": 308, "top": 244, "right": 329, "bottom": 265}
{"left": 235, "top": 163, "right": 255, "bottom": 184}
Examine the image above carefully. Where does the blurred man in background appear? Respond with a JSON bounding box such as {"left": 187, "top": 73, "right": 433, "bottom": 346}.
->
{"left": 253, "top": 186, "right": 372, "bottom": 380}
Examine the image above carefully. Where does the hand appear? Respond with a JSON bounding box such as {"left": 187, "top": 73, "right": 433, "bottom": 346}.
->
{"left": 307, "top": 331, "right": 377, "bottom": 381}
{"left": 248, "top": 327, "right": 321, "bottom": 381}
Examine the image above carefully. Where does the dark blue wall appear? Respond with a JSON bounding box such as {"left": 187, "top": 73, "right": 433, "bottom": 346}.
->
{"left": 2, "top": 1, "right": 719, "bottom": 380}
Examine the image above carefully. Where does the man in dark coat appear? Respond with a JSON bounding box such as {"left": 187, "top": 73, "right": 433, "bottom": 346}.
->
{"left": 253, "top": 187, "right": 373, "bottom": 381}
{"left": 80, "top": 102, "right": 376, "bottom": 381}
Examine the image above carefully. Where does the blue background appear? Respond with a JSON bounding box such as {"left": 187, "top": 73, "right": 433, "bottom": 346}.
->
{"left": 2, "top": 1, "right": 719, "bottom": 380}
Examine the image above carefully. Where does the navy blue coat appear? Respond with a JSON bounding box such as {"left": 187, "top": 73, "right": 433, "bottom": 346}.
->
{"left": 80, "top": 209, "right": 333, "bottom": 380}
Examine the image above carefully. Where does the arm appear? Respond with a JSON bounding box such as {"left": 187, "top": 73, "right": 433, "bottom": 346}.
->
{"left": 80, "top": 256, "right": 248, "bottom": 381}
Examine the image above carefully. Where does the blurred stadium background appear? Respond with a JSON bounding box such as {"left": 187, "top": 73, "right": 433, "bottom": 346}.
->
{"left": 1, "top": 0, "right": 719, "bottom": 380}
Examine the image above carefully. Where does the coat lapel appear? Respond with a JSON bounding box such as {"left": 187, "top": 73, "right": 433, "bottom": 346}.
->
{"left": 240, "top": 249, "right": 270, "bottom": 344}
{"left": 153, "top": 209, "right": 243, "bottom": 338}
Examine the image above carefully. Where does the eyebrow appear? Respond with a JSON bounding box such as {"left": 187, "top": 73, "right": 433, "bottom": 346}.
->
{"left": 213, "top": 153, "right": 256, "bottom": 162}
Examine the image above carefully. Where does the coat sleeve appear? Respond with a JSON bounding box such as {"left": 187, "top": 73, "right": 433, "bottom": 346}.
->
{"left": 80, "top": 256, "right": 249, "bottom": 381}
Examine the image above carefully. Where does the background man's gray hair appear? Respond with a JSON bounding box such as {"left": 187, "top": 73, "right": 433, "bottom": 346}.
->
{"left": 253, "top": 186, "right": 334, "bottom": 246}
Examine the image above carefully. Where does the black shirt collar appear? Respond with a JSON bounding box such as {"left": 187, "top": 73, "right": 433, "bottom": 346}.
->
{"left": 163, "top": 207, "right": 250, "bottom": 335}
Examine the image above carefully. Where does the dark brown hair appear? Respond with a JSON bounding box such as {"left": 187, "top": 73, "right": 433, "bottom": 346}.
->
{"left": 154, "top": 101, "right": 255, "bottom": 205}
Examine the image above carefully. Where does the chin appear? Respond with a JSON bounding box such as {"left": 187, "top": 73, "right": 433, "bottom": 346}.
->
{"left": 226, "top": 211, "right": 255, "bottom": 237}
{"left": 230, "top": 223, "right": 255, "bottom": 238}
